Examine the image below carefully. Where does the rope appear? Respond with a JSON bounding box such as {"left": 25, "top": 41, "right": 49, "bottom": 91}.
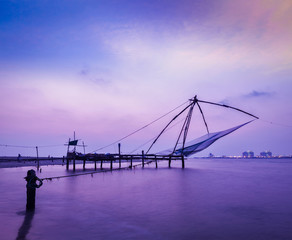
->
{"left": 91, "top": 100, "right": 189, "bottom": 152}
{"left": 259, "top": 119, "right": 292, "bottom": 128}
{"left": 0, "top": 144, "right": 35, "bottom": 149}
{"left": 129, "top": 117, "right": 186, "bottom": 154}
{"left": 41, "top": 162, "right": 145, "bottom": 181}
{"left": 0, "top": 144, "right": 64, "bottom": 148}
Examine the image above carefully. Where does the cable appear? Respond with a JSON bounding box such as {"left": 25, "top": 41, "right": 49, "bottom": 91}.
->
{"left": 0, "top": 144, "right": 35, "bottom": 148}
{"left": 91, "top": 100, "right": 189, "bottom": 152}
{"left": 259, "top": 119, "right": 292, "bottom": 128}
{"left": 0, "top": 144, "right": 64, "bottom": 148}
{"left": 198, "top": 99, "right": 259, "bottom": 119}
{"left": 129, "top": 117, "right": 186, "bottom": 154}
{"left": 41, "top": 162, "right": 145, "bottom": 181}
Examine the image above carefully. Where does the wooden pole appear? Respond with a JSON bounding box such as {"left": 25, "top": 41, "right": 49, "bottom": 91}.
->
{"left": 73, "top": 155, "right": 76, "bottom": 172}
{"left": 130, "top": 156, "right": 133, "bottom": 168}
{"left": 66, "top": 157, "right": 69, "bottom": 170}
{"left": 25, "top": 170, "right": 42, "bottom": 210}
{"left": 168, "top": 155, "right": 171, "bottom": 168}
{"left": 82, "top": 141, "right": 86, "bottom": 154}
{"left": 182, "top": 155, "right": 185, "bottom": 168}
{"left": 95, "top": 160, "right": 97, "bottom": 170}
{"left": 118, "top": 143, "right": 121, "bottom": 169}
{"left": 110, "top": 158, "right": 113, "bottom": 170}
{"left": 73, "top": 131, "right": 76, "bottom": 153}
{"left": 155, "top": 155, "right": 158, "bottom": 168}
{"left": 66, "top": 138, "right": 70, "bottom": 170}
{"left": 142, "top": 150, "right": 145, "bottom": 168}
{"left": 83, "top": 158, "right": 86, "bottom": 170}
{"left": 36, "top": 146, "right": 39, "bottom": 170}
{"left": 100, "top": 159, "right": 103, "bottom": 169}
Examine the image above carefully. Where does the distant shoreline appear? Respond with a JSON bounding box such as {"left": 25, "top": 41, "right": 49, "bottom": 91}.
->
{"left": 0, "top": 157, "right": 67, "bottom": 169}
{"left": 0, "top": 155, "right": 291, "bottom": 169}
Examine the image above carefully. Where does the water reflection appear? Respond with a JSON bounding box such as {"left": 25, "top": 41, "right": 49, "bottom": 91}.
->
{"left": 16, "top": 210, "right": 35, "bottom": 240}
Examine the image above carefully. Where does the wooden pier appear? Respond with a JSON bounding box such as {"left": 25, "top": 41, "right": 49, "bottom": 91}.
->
{"left": 65, "top": 153, "right": 185, "bottom": 171}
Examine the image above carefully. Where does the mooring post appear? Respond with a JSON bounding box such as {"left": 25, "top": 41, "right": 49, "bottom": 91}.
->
{"left": 118, "top": 143, "right": 121, "bottom": 169}
{"left": 36, "top": 146, "right": 39, "bottom": 170}
{"left": 66, "top": 157, "right": 69, "bottom": 170}
{"left": 182, "top": 155, "right": 185, "bottom": 168}
{"left": 83, "top": 158, "right": 86, "bottom": 170}
{"left": 73, "top": 155, "right": 76, "bottom": 172}
{"left": 168, "top": 155, "right": 171, "bottom": 168}
{"left": 25, "top": 169, "right": 43, "bottom": 211}
{"left": 155, "top": 155, "right": 158, "bottom": 168}
{"left": 142, "top": 150, "right": 145, "bottom": 168}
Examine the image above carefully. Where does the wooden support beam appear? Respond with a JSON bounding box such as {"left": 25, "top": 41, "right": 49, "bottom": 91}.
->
{"left": 36, "top": 146, "right": 39, "bottom": 170}
{"left": 66, "top": 158, "right": 69, "bottom": 170}
{"left": 73, "top": 156, "right": 76, "bottom": 172}
{"left": 118, "top": 143, "right": 121, "bottom": 169}
{"left": 182, "top": 155, "right": 185, "bottom": 168}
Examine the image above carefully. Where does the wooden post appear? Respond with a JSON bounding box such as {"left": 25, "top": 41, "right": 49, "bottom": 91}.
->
{"left": 73, "top": 155, "right": 76, "bottom": 172}
{"left": 100, "top": 160, "right": 103, "bottom": 169}
{"left": 110, "top": 158, "right": 113, "bottom": 170}
{"left": 25, "top": 170, "right": 42, "bottom": 210}
{"left": 94, "top": 160, "right": 97, "bottom": 170}
{"left": 82, "top": 141, "right": 86, "bottom": 154}
{"left": 62, "top": 156, "right": 65, "bottom": 163}
{"left": 118, "top": 143, "right": 121, "bottom": 169}
{"left": 168, "top": 155, "right": 171, "bottom": 168}
{"left": 155, "top": 155, "right": 158, "bottom": 168}
{"left": 66, "top": 157, "right": 69, "bottom": 170}
{"left": 83, "top": 158, "right": 86, "bottom": 170}
{"left": 36, "top": 146, "right": 39, "bottom": 170}
{"left": 142, "top": 150, "right": 145, "bottom": 168}
{"left": 130, "top": 156, "right": 133, "bottom": 168}
{"left": 182, "top": 155, "right": 185, "bottom": 169}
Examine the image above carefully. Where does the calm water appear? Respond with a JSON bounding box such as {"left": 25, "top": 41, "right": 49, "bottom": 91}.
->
{"left": 1, "top": 158, "right": 292, "bottom": 240}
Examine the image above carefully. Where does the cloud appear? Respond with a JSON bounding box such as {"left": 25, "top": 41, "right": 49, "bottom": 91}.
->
{"left": 78, "top": 67, "right": 111, "bottom": 86}
{"left": 244, "top": 90, "right": 275, "bottom": 98}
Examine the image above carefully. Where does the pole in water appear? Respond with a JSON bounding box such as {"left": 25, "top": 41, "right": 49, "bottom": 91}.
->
{"left": 36, "top": 146, "right": 39, "bottom": 170}
{"left": 25, "top": 169, "right": 43, "bottom": 211}
{"left": 118, "top": 143, "right": 121, "bottom": 169}
{"left": 66, "top": 157, "right": 69, "bottom": 170}
{"left": 182, "top": 155, "right": 185, "bottom": 169}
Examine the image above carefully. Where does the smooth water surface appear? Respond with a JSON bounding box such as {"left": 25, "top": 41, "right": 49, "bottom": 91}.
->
{"left": 1, "top": 158, "right": 292, "bottom": 240}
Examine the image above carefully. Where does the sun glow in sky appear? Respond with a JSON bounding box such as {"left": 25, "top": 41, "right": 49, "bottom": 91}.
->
{"left": 1, "top": 0, "right": 292, "bottom": 157}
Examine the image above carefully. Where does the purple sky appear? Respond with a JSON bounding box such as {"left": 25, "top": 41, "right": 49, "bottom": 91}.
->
{"left": 1, "top": 0, "right": 291, "bottom": 157}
